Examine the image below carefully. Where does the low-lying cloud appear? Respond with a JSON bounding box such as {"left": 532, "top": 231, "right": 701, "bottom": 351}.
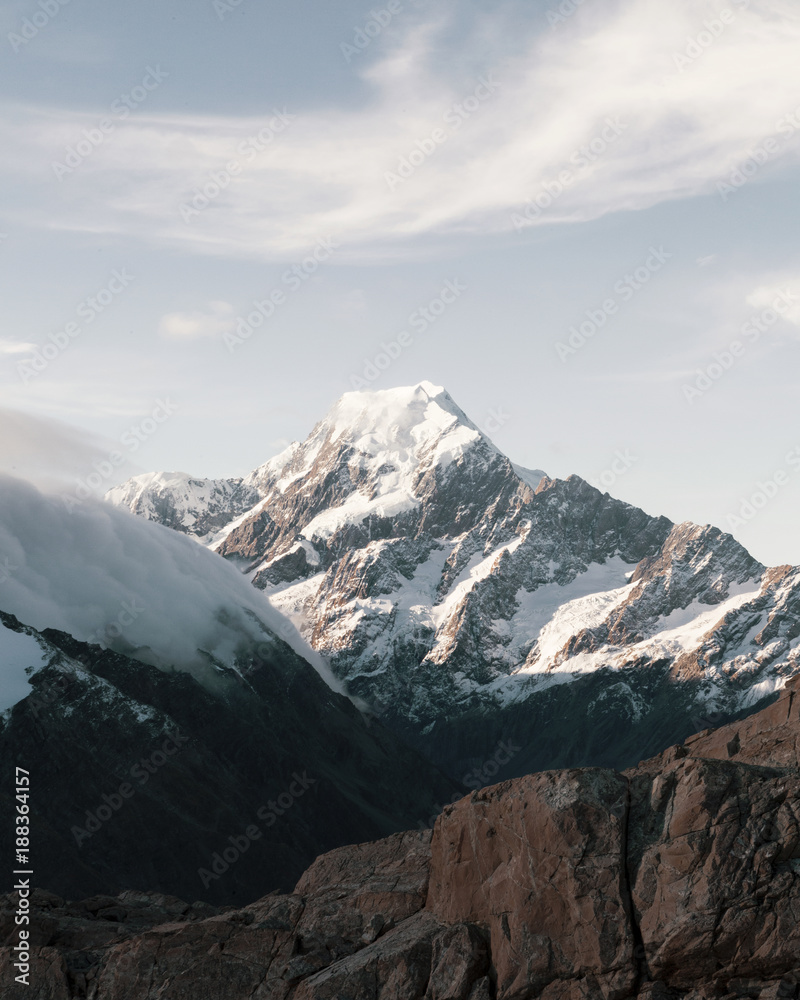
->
{"left": 0, "top": 475, "right": 339, "bottom": 694}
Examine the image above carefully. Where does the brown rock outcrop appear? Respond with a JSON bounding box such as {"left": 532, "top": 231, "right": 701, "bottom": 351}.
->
{"left": 681, "top": 675, "right": 800, "bottom": 770}
{"left": 2, "top": 680, "right": 799, "bottom": 999}
{"left": 427, "top": 769, "right": 636, "bottom": 999}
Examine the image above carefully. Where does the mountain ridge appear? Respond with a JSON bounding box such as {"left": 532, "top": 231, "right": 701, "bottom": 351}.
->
{"left": 0, "top": 606, "right": 460, "bottom": 905}
{"left": 105, "top": 382, "right": 800, "bottom": 776}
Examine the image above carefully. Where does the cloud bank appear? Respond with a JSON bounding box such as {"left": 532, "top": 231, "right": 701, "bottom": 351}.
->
{"left": 0, "top": 475, "right": 338, "bottom": 692}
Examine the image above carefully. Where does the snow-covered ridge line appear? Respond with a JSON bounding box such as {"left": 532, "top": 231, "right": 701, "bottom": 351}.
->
{"left": 104, "top": 382, "right": 800, "bottom": 730}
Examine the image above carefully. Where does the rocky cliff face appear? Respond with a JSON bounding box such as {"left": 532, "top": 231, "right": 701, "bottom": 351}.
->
{"left": 106, "top": 383, "right": 800, "bottom": 777}
{"left": 4, "top": 676, "right": 798, "bottom": 999}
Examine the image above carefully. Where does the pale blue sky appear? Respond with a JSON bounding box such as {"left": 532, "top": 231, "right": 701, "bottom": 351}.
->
{"left": 2, "top": 0, "right": 800, "bottom": 565}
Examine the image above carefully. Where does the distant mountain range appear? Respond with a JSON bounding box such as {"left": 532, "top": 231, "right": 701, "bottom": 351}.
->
{"left": 2, "top": 381, "right": 798, "bottom": 906}
{"left": 108, "top": 381, "right": 800, "bottom": 777}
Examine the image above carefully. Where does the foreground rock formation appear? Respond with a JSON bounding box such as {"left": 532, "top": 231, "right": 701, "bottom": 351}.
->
{"left": 2, "top": 676, "right": 799, "bottom": 999}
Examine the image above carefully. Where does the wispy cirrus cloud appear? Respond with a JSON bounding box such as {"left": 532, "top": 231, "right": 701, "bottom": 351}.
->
{"left": 2, "top": 0, "right": 800, "bottom": 261}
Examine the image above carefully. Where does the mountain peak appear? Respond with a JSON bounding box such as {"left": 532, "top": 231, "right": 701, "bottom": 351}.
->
{"left": 102, "top": 384, "right": 800, "bottom": 758}
{"left": 322, "top": 381, "right": 483, "bottom": 465}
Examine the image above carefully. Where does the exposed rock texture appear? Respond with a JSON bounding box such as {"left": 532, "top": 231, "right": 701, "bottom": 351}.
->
{"left": 3, "top": 677, "right": 798, "bottom": 999}
{"left": 428, "top": 768, "right": 636, "bottom": 999}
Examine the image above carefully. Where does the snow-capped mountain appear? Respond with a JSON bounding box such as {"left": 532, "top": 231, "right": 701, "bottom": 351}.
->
{"left": 107, "top": 382, "right": 800, "bottom": 773}
{"left": 105, "top": 472, "right": 260, "bottom": 538}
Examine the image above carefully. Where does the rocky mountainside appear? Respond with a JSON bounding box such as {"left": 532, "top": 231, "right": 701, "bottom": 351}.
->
{"left": 3, "top": 675, "right": 798, "bottom": 999}
{"left": 0, "top": 474, "right": 461, "bottom": 908}
{"left": 0, "top": 609, "right": 459, "bottom": 907}
{"left": 107, "top": 382, "right": 800, "bottom": 776}
{"left": 105, "top": 472, "right": 260, "bottom": 538}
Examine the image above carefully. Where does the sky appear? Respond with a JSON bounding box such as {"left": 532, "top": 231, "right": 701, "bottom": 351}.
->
{"left": 1, "top": 0, "right": 800, "bottom": 566}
